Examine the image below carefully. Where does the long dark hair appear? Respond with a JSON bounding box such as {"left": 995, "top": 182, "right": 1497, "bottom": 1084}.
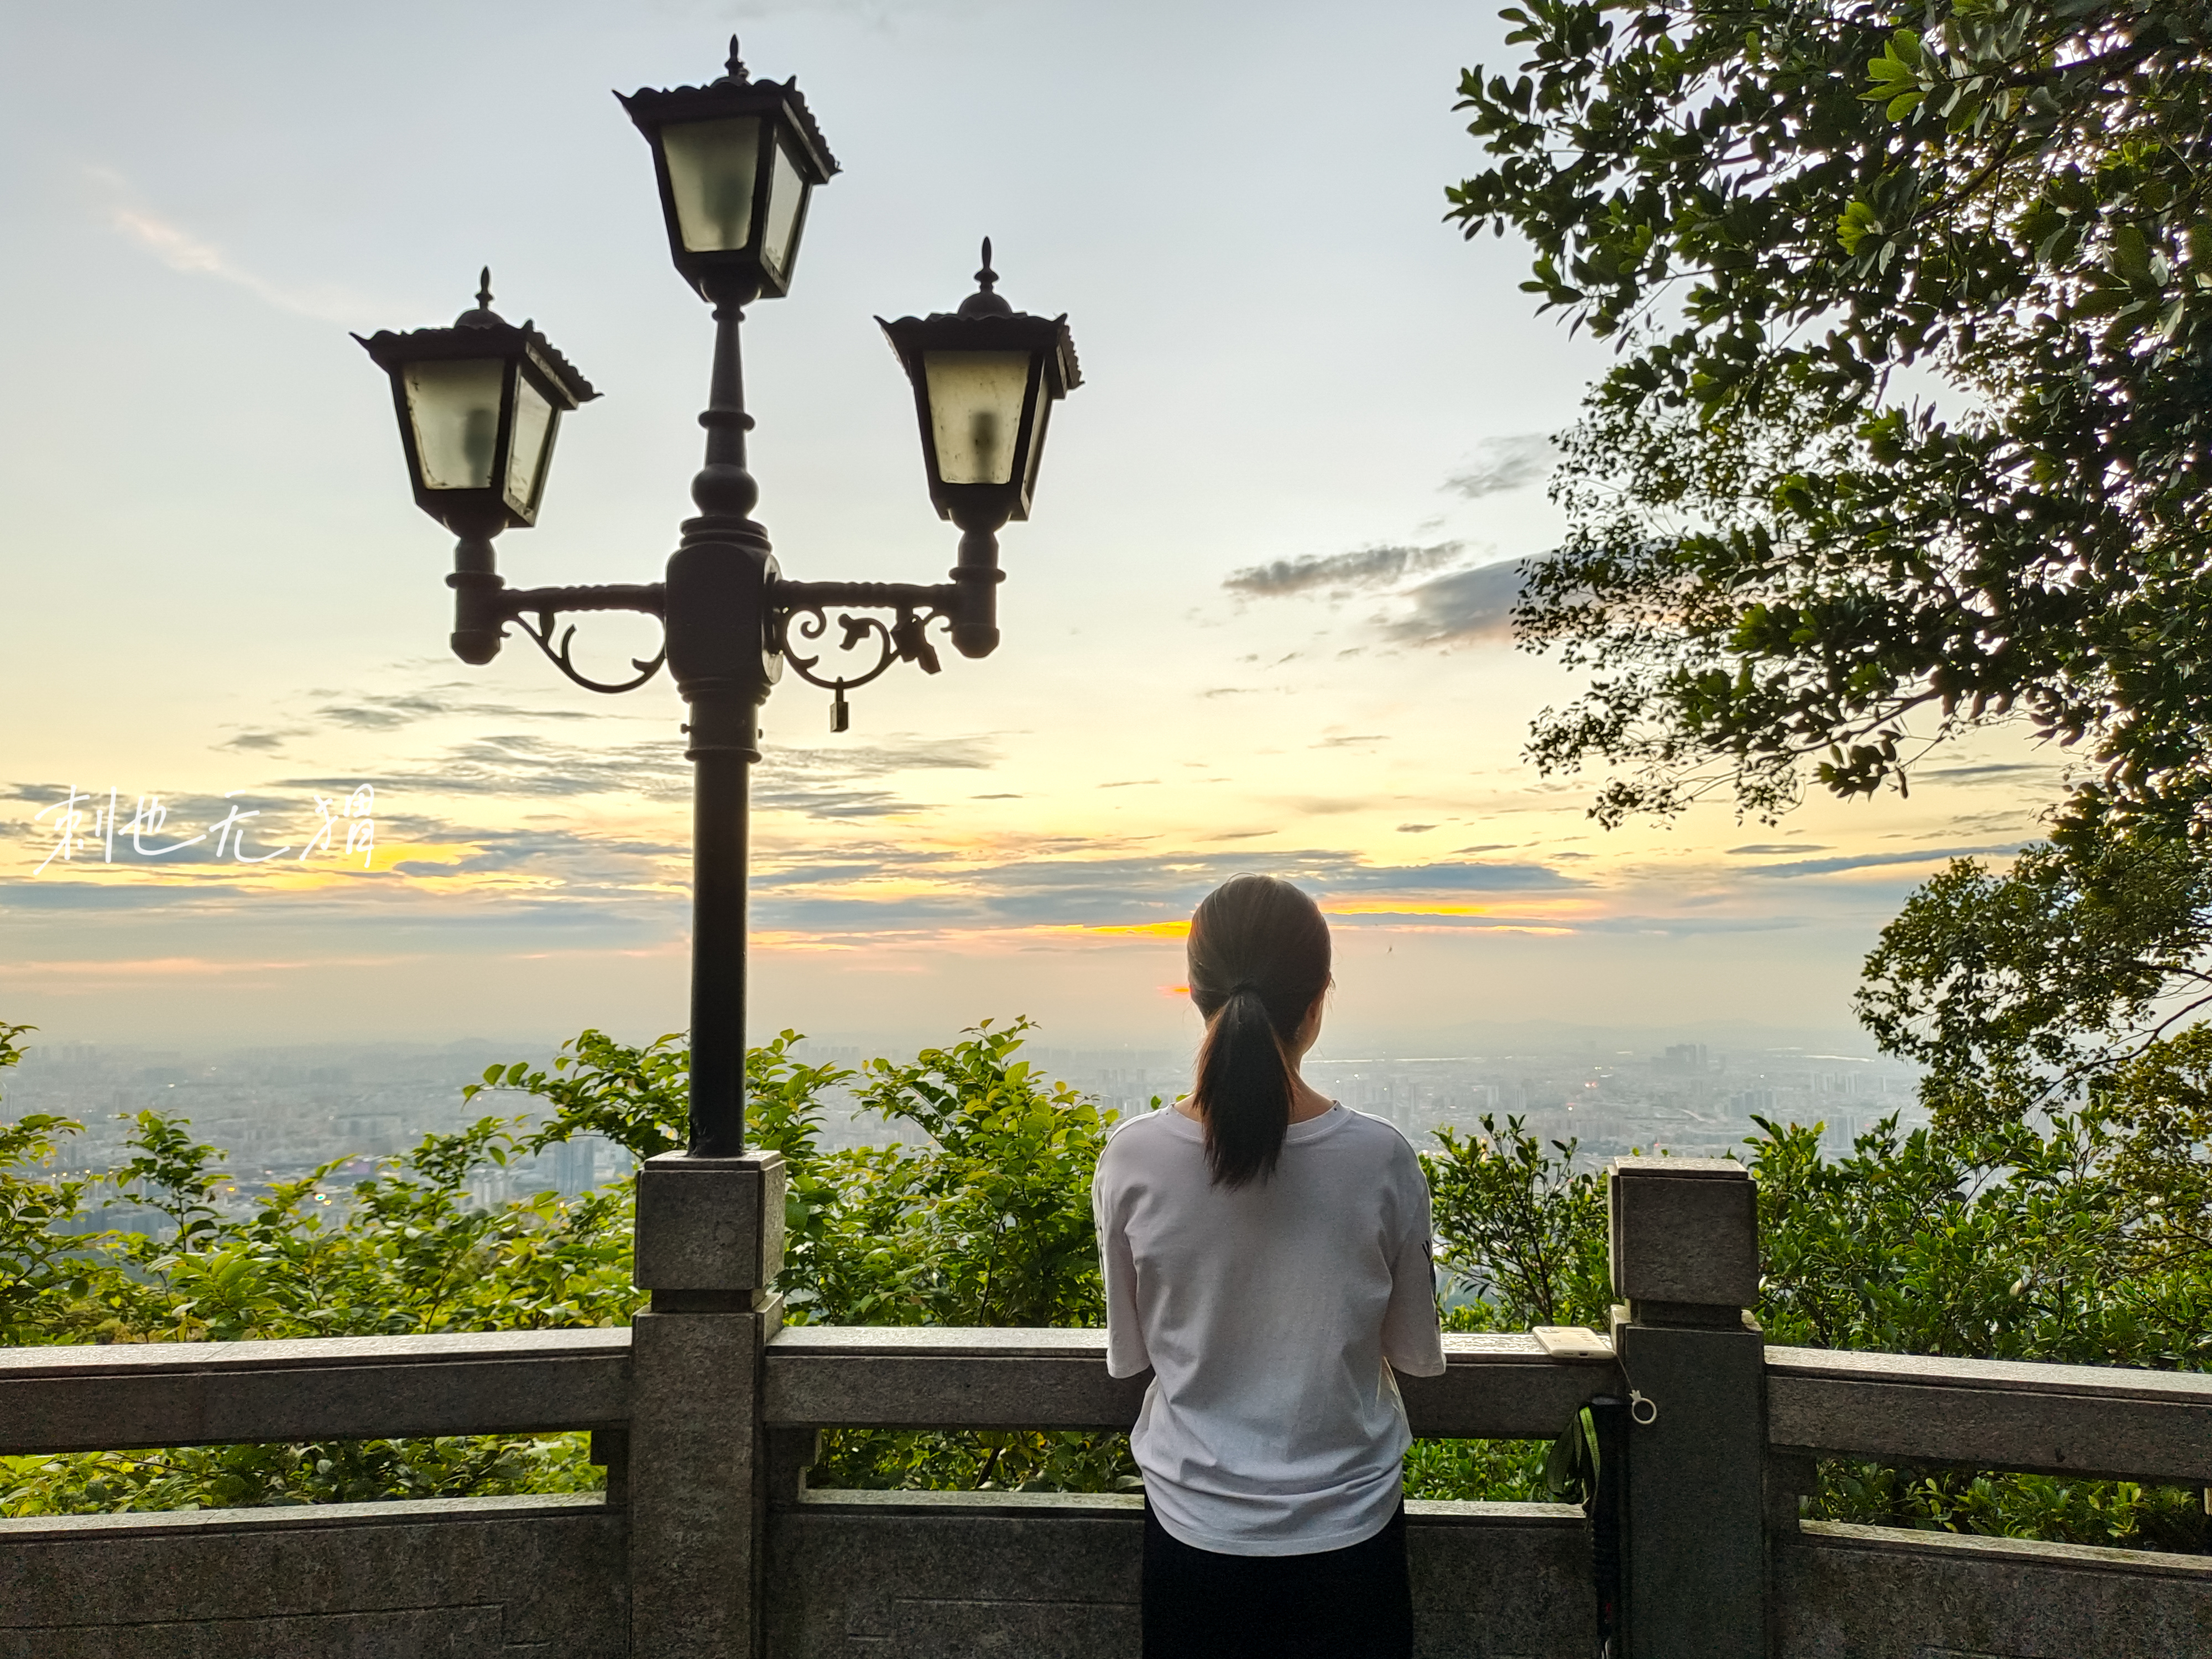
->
{"left": 1186, "top": 875, "right": 1332, "bottom": 1188}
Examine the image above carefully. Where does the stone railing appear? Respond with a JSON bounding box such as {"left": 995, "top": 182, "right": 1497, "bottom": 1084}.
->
{"left": 2, "top": 1155, "right": 2206, "bottom": 1657}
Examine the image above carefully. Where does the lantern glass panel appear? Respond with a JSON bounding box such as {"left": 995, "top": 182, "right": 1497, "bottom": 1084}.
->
{"left": 760, "top": 138, "right": 806, "bottom": 281}
{"left": 1023, "top": 393, "right": 1052, "bottom": 498}
{"left": 505, "top": 375, "right": 557, "bottom": 509}
{"left": 662, "top": 117, "right": 762, "bottom": 252}
{"left": 924, "top": 351, "right": 1032, "bottom": 486}
{"left": 404, "top": 359, "right": 505, "bottom": 490}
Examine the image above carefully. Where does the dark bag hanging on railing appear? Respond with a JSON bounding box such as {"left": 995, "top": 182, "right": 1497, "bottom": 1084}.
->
{"left": 1545, "top": 1395, "right": 1628, "bottom": 1658}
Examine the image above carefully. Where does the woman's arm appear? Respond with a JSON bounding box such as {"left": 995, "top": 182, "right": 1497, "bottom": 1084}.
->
{"left": 1092, "top": 1145, "right": 1151, "bottom": 1379}
{"left": 1381, "top": 1163, "right": 1447, "bottom": 1378}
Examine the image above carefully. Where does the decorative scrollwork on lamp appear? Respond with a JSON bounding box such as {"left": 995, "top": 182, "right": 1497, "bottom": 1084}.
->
{"left": 514, "top": 610, "right": 671, "bottom": 695}
{"left": 774, "top": 599, "right": 949, "bottom": 732}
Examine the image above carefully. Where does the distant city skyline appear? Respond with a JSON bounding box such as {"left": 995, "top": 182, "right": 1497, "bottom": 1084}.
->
{"left": 7, "top": 1028, "right": 1923, "bottom": 1222}
{"left": 0, "top": 2, "right": 2055, "bottom": 1056}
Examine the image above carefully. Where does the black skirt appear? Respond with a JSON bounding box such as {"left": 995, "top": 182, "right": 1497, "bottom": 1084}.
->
{"left": 1141, "top": 1499, "right": 1414, "bottom": 1659}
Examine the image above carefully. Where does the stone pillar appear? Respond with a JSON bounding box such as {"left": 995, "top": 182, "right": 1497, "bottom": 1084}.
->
{"left": 1608, "top": 1156, "right": 1765, "bottom": 1659}
{"left": 629, "top": 1149, "right": 786, "bottom": 1659}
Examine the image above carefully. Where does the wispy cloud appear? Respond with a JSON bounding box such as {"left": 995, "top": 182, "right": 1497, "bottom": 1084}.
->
{"left": 1444, "top": 435, "right": 1554, "bottom": 499}
{"left": 764, "top": 739, "right": 999, "bottom": 778}
{"left": 186, "top": 681, "right": 624, "bottom": 759}
{"left": 274, "top": 730, "right": 1000, "bottom": 822}
{"left": 738, "top": 850, "right": 1593, "bottom": 938}
{"left": 217, "top": 728, "right": 311, "bottom": 754}
{"left": 312, "top": 691, "right": 592, "bottom": 732}
{"left": 1743, "top": 843, "right": 2025, "bottom": 879}
{"left": 757, "top": 737, "right": 999, "bottom": 819}
{"left": 290, "top": 736, "right": 692, "bottom": 804}
{"left": 1917, "top": 761, "right": 2060, "bottom": 786}
{"left": 1383, "top": 557, "right": 1528, "bottom": 645}
{"left": 1224, "top": 541, "right": 1465, "bottom": 598}
{"left": 88, "top": 166, "right": 378, "bottom": 325}
{"left": 1328, "top": 860, "right": 1582, "bottom": 894}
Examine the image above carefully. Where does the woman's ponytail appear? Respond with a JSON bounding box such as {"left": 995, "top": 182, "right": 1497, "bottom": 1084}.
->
{"left": 1185, "top": 876, "right": 1332, "bottom": 1188}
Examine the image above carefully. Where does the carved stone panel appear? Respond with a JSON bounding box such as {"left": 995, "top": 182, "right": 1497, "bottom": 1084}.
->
{"left": 0, "top": 1494, "right": 625, "bottom": 1659}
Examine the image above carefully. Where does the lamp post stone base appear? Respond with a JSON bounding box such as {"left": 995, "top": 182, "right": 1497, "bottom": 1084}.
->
{"left": 630, "top": 1149, "right": 787, "bottom": 1659}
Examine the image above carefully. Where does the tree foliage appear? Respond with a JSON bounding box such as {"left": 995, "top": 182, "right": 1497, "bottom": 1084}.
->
{"left": 0, "top": 1021, "right": 92, "bottom": 1348}
{"left": 1452, "top": 0, "right": 2212, "bottom": 832}
{"left": 1408, "top": 1117, "right": 1619, "bottom": 1508}
{"left": 0, "top": 1021, "right": 638, "bottom": 1513}
{"left": 1857, "top": 834, "right": 2212, "bottom": 1113}
{"left": 1452, "top": 0, "right": 2212, "bottom": 1256}
{"left": 1428, "top": 1115, "right": 1614, "bottom": 1328}
{"left": 1753, "top": 1109, "right": 2209, "bottom": 1365}
{"left": 1754, "top": 1106, "right": 2209, "bottom": 1548}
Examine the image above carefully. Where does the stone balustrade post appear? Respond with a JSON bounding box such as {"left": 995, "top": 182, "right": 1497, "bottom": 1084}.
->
{"left": 1608, "top": 1156, "right": 1766, "bottom": 1659}
{"left": 628, "top": 1149, "right": 786, "bottom": 1659}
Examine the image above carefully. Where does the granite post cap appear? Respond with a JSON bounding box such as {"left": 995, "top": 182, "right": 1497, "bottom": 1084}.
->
{"left": 633, "top": 1149, "right": 787, "bottom": 1292}
{"left": 1608, "top": 1157, "right": 1758, "bottom": 1311}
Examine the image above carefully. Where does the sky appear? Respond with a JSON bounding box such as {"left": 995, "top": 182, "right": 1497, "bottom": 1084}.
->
{"left": 0, "top": 0, "right": 2060, "bottom": 1062}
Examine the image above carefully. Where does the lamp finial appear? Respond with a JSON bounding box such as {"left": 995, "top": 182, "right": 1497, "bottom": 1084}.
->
{"left": 457, "top": 267, "right": 503, "bottom": 327}
{"left": 957, "top": 237, "right": 1013, "bottom": 318}
{"left": 719, "top": 35, "right": 750, "bottom": 84}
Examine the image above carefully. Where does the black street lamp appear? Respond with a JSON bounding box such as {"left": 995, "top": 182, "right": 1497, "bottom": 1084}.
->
{"left": 879, "top": 240, "right": 1079, "bottom": 661}
{"left": 356, "top": 274, "right": 601, "bottom": 665}
{"left": 616, "top": 39, "right": 836, "bottom": 305}
{"left": 358, "top": 38, "right": 1082, "bottom": 1159}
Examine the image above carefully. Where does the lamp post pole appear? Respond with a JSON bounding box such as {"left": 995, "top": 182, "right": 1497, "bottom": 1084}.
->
{"left": 357, "top": 40, "right": 1080, "bottom": 1164}
{"left": 670, "top": 286, "right": 775, "bottom": 1159}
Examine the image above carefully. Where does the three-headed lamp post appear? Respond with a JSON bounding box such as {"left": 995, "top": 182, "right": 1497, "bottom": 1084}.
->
{"left": 356, "top": 41, "right": 1082, "bottom": 1161}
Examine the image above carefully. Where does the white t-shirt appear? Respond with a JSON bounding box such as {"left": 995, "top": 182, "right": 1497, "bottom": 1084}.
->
{"left": 1091, "top": 1102, "right": 1447, "bottom": 1556}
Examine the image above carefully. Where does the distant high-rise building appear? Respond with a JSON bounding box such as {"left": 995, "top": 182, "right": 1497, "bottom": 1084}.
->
{"left": 551, "top": 1136, "right": 607, "bottom": 1197}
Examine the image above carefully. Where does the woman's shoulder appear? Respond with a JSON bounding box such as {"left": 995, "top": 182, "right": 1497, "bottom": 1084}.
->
{"left": 1100, "top": 1102, "right": 1198, "bottom": 1157}
{"left": 1326, "top": 1107, "right": 1430, "bottom": 1172}
{"left": 1093, "top": 1104, "right": 1198, "bottom": 1198}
